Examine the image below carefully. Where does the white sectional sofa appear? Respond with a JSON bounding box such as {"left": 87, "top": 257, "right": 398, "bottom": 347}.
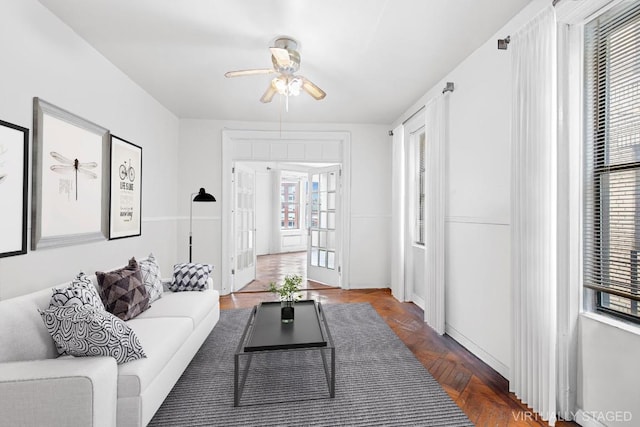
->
{"left": 0, "top": 271, "right": 220, "bottom": 427}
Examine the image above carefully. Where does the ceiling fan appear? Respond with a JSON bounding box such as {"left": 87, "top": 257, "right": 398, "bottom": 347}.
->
{"left": 224, "top": 37, "right": 326, "bottom": 108}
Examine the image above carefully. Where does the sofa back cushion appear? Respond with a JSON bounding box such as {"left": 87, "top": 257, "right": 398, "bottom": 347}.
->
{"left": 0, "top": 287, "right": 58, "bottom": 363}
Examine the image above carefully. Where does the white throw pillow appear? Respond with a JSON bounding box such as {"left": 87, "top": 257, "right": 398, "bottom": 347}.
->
{"left": 50, "top": 272, "right": 105, "bottom": 311}
{"left": 139, "top": 253, "right": 163, "bottom": 303}
{"left": 39, "top": 305, "right": 146, "bottom": 364}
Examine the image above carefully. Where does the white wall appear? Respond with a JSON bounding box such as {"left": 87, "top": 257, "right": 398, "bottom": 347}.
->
{"left": 0, "top": 0, "right": 180, "bottom": 299}
{"left": 178, "top": 120, "right": 391, "bottom": 291}
{"left": 578, "top": 314, "right": 640, "bottom": 427}
{"left": 391, "top": 0, "right": 549, "bottom": 378}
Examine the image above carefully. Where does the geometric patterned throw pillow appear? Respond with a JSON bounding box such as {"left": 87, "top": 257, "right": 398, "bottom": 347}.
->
{"left": 169, "top": 263, "right": 212, "bottom": 292}
{"left": 96, "top": 258, "right": 150, "bottom": 321}
{"left": 50, "top": 272, "right": 105, "bottom": 311}
{"left": 139, "top": 253, "right": 163, "bottom": 303}
{"left": 39, "top": 305, "right": 146, "bottom": 364}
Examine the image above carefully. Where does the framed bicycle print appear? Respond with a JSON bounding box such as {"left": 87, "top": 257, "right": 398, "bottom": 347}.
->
{"left": 0, "top": 119, "right": 29, "bottom": 258}
{"left": 109, "top": 135, "right": 142, "bottom": 239}
{"left": 32, "top": 98, "right": 110, "bottom": 250}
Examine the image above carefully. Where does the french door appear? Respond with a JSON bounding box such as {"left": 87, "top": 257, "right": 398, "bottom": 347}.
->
{"left": 233, "top": 164, "right": 256, "bottom": 290}
{"left": 307, "top": 165, "right": 341, "bottom": 286}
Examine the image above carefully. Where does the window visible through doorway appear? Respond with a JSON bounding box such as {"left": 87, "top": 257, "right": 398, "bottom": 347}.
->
{"left": 281, "top": 181, "right": 300, "bottom": 229}
{"left": 584, "top": 1, "right": 640, "bottom": 323}
{"left": 415, "top": 131, "right": 426, "bottom": 246}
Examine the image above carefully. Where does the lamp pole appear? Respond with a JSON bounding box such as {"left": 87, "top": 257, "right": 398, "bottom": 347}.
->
{"left": 189, "top": 192, "right": 197, "bottom": 263}
{"left": 188, "top": 188, "right": 216, "bottom": 263}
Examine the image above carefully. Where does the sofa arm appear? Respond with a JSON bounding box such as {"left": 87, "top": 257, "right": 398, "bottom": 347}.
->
{"left": 0, "top": 356, "right": 118, "bottom": 427}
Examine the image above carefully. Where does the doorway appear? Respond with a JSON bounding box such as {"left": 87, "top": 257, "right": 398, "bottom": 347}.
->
{"left": 231, "top": 161, "right": 341, "bottom": 293}
{"left": 221, "top": 129, "right": 352, "bottom": 295}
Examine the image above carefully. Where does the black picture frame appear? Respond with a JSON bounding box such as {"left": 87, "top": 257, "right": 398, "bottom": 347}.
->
{"left": 0, "top": 119, "right": 29, "bottom": 258}
{"left": 109, "top": 135, "right": 142, "bottom": 239}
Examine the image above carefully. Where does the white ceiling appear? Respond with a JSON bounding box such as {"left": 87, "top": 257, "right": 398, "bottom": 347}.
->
{"left": 38, "top": 0, "right": 531, "bottom": 124}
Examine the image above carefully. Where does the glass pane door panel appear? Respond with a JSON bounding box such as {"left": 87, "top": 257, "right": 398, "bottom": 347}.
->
{"left": 234, "top": 165, "right": 256, "bottom": 290}
{"left": 328, "top": 212, "right": 336, "bottom": 230}
{"left": 327, "top": 251, "right": 335, "bottom": 269}
{"left": 319, "top": 250, "right": 327, "bottom": 267}
{"left": 320, "top": 212, "right": 327, "bottom": 228}
{"left": 327, "top": 193, "right": 336, "bottom": 210}
{"left": 307, "top": 166, "right": 340, "bottom": 284}
{"left": 328, "top": 172, "right": 336, "bottom": 191}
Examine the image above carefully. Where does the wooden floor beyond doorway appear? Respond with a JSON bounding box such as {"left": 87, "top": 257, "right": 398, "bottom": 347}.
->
{"left": 237, "top": 251, "right": 336, "bottom": 292}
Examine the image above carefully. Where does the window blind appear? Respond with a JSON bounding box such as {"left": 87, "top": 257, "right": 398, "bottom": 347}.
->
{"left": 584, "top": 1, "right": 640, "bottom": 320}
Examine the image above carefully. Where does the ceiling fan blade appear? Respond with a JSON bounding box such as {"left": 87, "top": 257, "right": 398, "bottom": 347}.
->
{"left": 301, "top": 77, "right": 326, "bottom": 100}
{"left": 224, "top": 68, "right": 275, "bottom": 78}
{"left": 260, "top": 82, "right": 278, "bottom": 103}
{"left": 269, "top": 47, "right": 291, "bottom": 67}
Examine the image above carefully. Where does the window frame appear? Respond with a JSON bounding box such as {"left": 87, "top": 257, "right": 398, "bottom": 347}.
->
{"left": 584, "top": 2, "right": 640, "bottom": 323}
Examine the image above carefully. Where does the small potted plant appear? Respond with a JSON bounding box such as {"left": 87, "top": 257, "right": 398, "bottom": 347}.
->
{"left": 268, "top": 274, "right": 302, "bottom": 323}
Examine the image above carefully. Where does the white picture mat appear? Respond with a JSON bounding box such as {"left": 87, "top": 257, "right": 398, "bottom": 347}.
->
{"left": 0, "top": 126, "right": 25, "bottom": 253}
{"left": 40, "top": 114, "right": 103, "bottom": 237}
{"left": 110, "top": 137, "right": 141, "bottom": 238}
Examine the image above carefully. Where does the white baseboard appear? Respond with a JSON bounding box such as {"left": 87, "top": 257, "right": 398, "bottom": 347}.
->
{"left": 445, "top": 323, "right": 510, "bottom": 379}
{"left": 575, "top": 410, "right": 599, "bottom": 427}
{"left": 411, "top": 294, "right": 425, "bottom": 311}
{"left": 574, "top": 408, "right": 630, "bottom": 427}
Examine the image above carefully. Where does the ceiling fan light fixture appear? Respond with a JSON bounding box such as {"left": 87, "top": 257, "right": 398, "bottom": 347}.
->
{"left": 273, "top": 77, "right": 287, "bottom": 94}
{"left": 289, "top": 77, "right": 303, "bottom": 96}
{"left": 272, "top": 76, "right": 303, "bottom": 97}
{"left": 225, "top": 36, "right": 325, "bottom": 106}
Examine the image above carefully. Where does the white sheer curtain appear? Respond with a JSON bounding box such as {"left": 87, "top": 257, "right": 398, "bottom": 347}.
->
{"left": 510, "top": 5, "right": 558, "bottom": 425}
{"left": 424, "top": 94, "right": 449, "bottom": 335}
{"left": 391, "top": 124, "right": 406, "bottom": 301}
{"left": 554, "top": 0, "right": 611, "bottom": 420}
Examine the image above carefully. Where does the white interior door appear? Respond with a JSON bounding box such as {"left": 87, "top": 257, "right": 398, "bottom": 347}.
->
{"left": 233, "top": 164, "right": 256, "bottom": 291}
{"left": 307, "top": 165, "right": 341, "bottom": 286}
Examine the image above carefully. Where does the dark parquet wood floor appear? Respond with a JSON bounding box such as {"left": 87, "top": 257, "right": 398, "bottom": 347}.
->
{"left": 221, "top": 253, "right": 578, "bottom": 427}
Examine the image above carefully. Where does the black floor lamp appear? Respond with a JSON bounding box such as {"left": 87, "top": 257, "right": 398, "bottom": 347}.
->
{"left": 189, "top": 188, "right": 216, "bottom": 262}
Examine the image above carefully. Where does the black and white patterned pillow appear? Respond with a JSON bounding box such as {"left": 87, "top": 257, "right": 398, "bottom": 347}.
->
{"left": 169, "top": 263, "right": 213, "bottom": 292}
{"left": 139, "top": 253, "right": 163, "bottom": 303}
{"left": 50, "top": 272, "right": 105, "bottom": 311}
{"left": 39, "top": 305, "right": 146, "bottom": 364}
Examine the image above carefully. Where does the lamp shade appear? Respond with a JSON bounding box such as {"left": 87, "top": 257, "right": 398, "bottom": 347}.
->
{"left": 193, "top": 188, "right": 216, "bottom": 202}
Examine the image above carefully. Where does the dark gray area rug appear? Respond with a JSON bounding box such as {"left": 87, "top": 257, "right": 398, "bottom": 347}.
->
{"left": 149, "top": 303, "right": 473, "bottom": 426}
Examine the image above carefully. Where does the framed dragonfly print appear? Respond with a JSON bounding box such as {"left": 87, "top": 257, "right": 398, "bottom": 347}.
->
{"left": 32, "top": 98, "right": 110, "bottom": 249}
{"left": 0, "top": 119, "right": 29, "bottom": 258}
{"left": 109, "top": 135, "right": 142, "bottom": 239}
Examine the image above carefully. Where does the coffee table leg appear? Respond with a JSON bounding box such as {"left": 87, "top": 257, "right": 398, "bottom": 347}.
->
{"left": 234, "top": 353, "right": 239, "bottom": 407}
{"left": 320, "top": 347, "right": 336, "bottom": 398}
{"left": 330, "top": 347, "right": 335, "bottom": 398}
{"left": 234, "top": 353, "right": 253, "bottom": 407}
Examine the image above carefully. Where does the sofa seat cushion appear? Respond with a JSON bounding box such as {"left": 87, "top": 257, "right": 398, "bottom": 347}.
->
{"left": 134, "top": 289, "right": 219, "bottom": 329}
{"left": 117, "top": 317, "right": 192, "bottom": 398}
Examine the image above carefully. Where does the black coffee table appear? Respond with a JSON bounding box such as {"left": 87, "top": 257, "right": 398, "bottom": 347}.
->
{"left": 234, "top": 300, "right": 335, "bottom": 406}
